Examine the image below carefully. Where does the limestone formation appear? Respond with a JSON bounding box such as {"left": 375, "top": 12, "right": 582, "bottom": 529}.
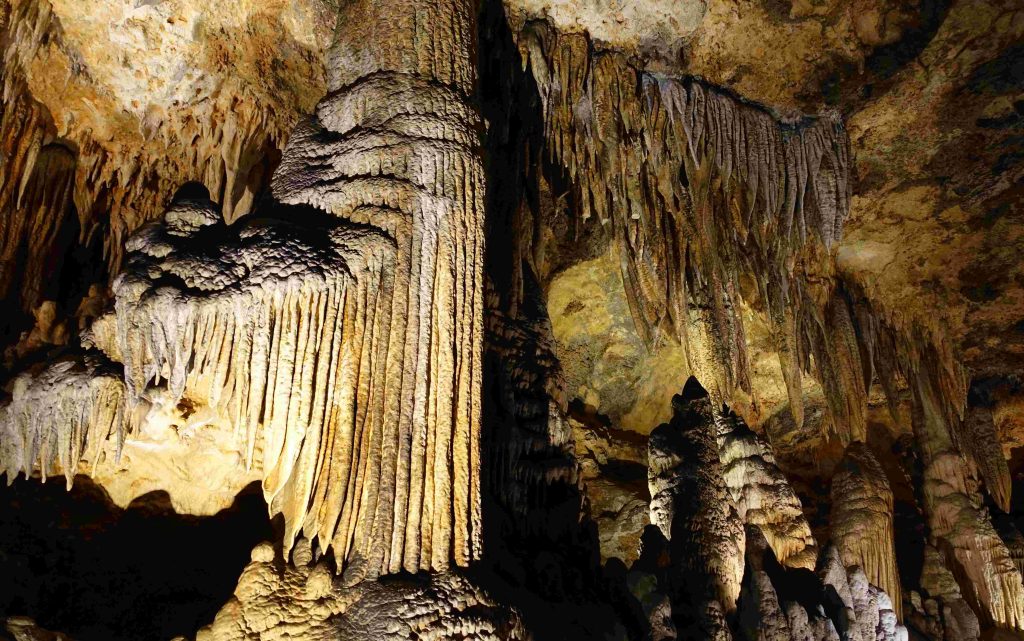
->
{"left": 714, "top": 407, "right": 818, "bottom": 571}
{"left": 829, "top": 443, "right": 902, "bottom": 620}
{"left": 2, "top": 0, "right": 490, "bottom": 584}
{"left": 648, "top": 377, "right": 745, "bottom": 622}
{"left": 196, "top": 543, "right": 529, "bottom": 641}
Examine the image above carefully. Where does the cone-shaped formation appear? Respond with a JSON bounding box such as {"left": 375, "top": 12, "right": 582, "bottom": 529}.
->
{"left": 739, "top": 530, "right": 794, "bottom": 641}
{"left": 830, "top": 443, "right": 902, "bottom": 621}
{"left": 816, "top": 545, "right": 907, "bottom": 641}
{"left": 648, "top": 376, "right": 745, "bottom": 622}
{"left": 714, "top": 407, "right": 818, "bottom": 570}
{"left": 912, "top": 544, "right": 982, "bottom": 640}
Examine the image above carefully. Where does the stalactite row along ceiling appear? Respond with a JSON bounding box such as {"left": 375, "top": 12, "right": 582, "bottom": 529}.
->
{"left": 0, "top": 0, "right": 1023, "bottom": 640}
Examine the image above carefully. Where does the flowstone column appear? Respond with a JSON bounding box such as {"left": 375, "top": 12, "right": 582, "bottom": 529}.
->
{"left": 270, "top": 0, "right": 486, "bottom": 579}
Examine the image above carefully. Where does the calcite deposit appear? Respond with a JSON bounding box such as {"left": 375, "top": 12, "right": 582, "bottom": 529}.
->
{"left": 0, "top": 0, "right": 1023, "bottom": 639}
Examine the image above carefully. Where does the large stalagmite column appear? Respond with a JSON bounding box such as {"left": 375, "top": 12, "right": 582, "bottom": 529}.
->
{"left": 648, "top": 376, "right": 744, "bottom": 634}
{"left": 830, "top": 443, "right": 902, "bottom": 621}
{"left": 270, "top": 0, "right": 486, "bottom": 578}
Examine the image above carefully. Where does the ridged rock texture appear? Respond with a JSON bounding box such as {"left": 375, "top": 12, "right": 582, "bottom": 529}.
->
{"left": 267, "top": 0, "right": 488, "bottom": 577}
{"left": 194, "top": 543, "right": 528, "bottom": 641}
{"left": 829, "top": 443, "right": 902, "bottom": 621}
{"left": 1, "top": 0, "right": 489, "bottom": 584}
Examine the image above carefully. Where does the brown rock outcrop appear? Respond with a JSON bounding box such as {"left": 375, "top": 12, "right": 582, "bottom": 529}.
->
{"left": 195, "top": 543, "right": 529, "bottom": 641}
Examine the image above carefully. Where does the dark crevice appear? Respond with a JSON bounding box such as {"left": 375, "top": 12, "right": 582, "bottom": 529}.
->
{"left": 0, "top": 476, "right": 272, "bottom": 641}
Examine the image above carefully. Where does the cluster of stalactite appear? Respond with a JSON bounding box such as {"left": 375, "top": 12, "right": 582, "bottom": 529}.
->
{"left": 638, "top": 378, "right": 908, "bottom": 641}
{"left": 0, "top": 2, "right": 83, "bottom": 343}
{"left": 0, "top": 89, "right": 76, "bottom": 323}
{"left": 2, "top": 1, "right": 1023, "bottom": 639}
{"left": 0, "top": 0, "right": 490, "bottom": 587}
{"left": 511, "top": 23, "right": 981, "bottom": 462}
{"left": 0, "top": 0, "right": 299, "bottom": 282}
{"left": 0, "top": 353, "right": 126, "bottom": 489}
{"left": 504, "top": 25, "right": 1024, "bottom": 635}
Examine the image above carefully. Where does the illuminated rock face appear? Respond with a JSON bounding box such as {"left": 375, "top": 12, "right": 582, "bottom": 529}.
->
{"left": 1, "top": 1, "right": 1024, "bottom": 640}
{"left": 829, "top": 443, "right": 902, "bottom": 621}
{"left": 195, "top": 543, "right": 528, "bottom": 641}
{"left": 648, "top": 378, "right": 745, "bottom": 627}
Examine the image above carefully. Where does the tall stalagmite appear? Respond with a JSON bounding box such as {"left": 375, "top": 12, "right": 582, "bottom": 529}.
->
{"left": 648, "top": 377, "right": 744, "bottom": 634}
{"left": 714, "top": 407, "right": 818, "bottom": 571}
{"left": 829, "top": 443, "right": 902, "bottom": 621}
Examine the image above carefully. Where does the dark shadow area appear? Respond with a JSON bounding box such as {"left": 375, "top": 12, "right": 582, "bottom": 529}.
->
{"left": 0, "top": 476, "right": 272, "bottom": 641}
{"left": 474, "top": 0, "right": 645, "bottom": 639}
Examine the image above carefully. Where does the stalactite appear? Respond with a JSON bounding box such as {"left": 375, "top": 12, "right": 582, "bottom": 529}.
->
{"left": 10, "top": 143, "right": 76, "bottom": 311}
{"left": 0, "top": 0, "right": 308, "bottom": 277}
{"left": 714, "top": 406, "right": 818, "bottom": 571}
{"left": 648, "top": 377, "right": 745, "bottom": 623}
{"left": 829, "top": 442, "right": 902, "bottom": 621}
{"left": 0, "top": 353, "right": 127, "bottom": 489}
{"left": 0, "top": 29, "right": 73, "bottom": 318}
{"left": 959, "top": 404, "right": 1012, "bottom": 513}
{"left": 514, "top": 23, "right": 968, "bottom": 454}
{"left": 912, "top": 377, "right": 1024, "bottom": 631}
